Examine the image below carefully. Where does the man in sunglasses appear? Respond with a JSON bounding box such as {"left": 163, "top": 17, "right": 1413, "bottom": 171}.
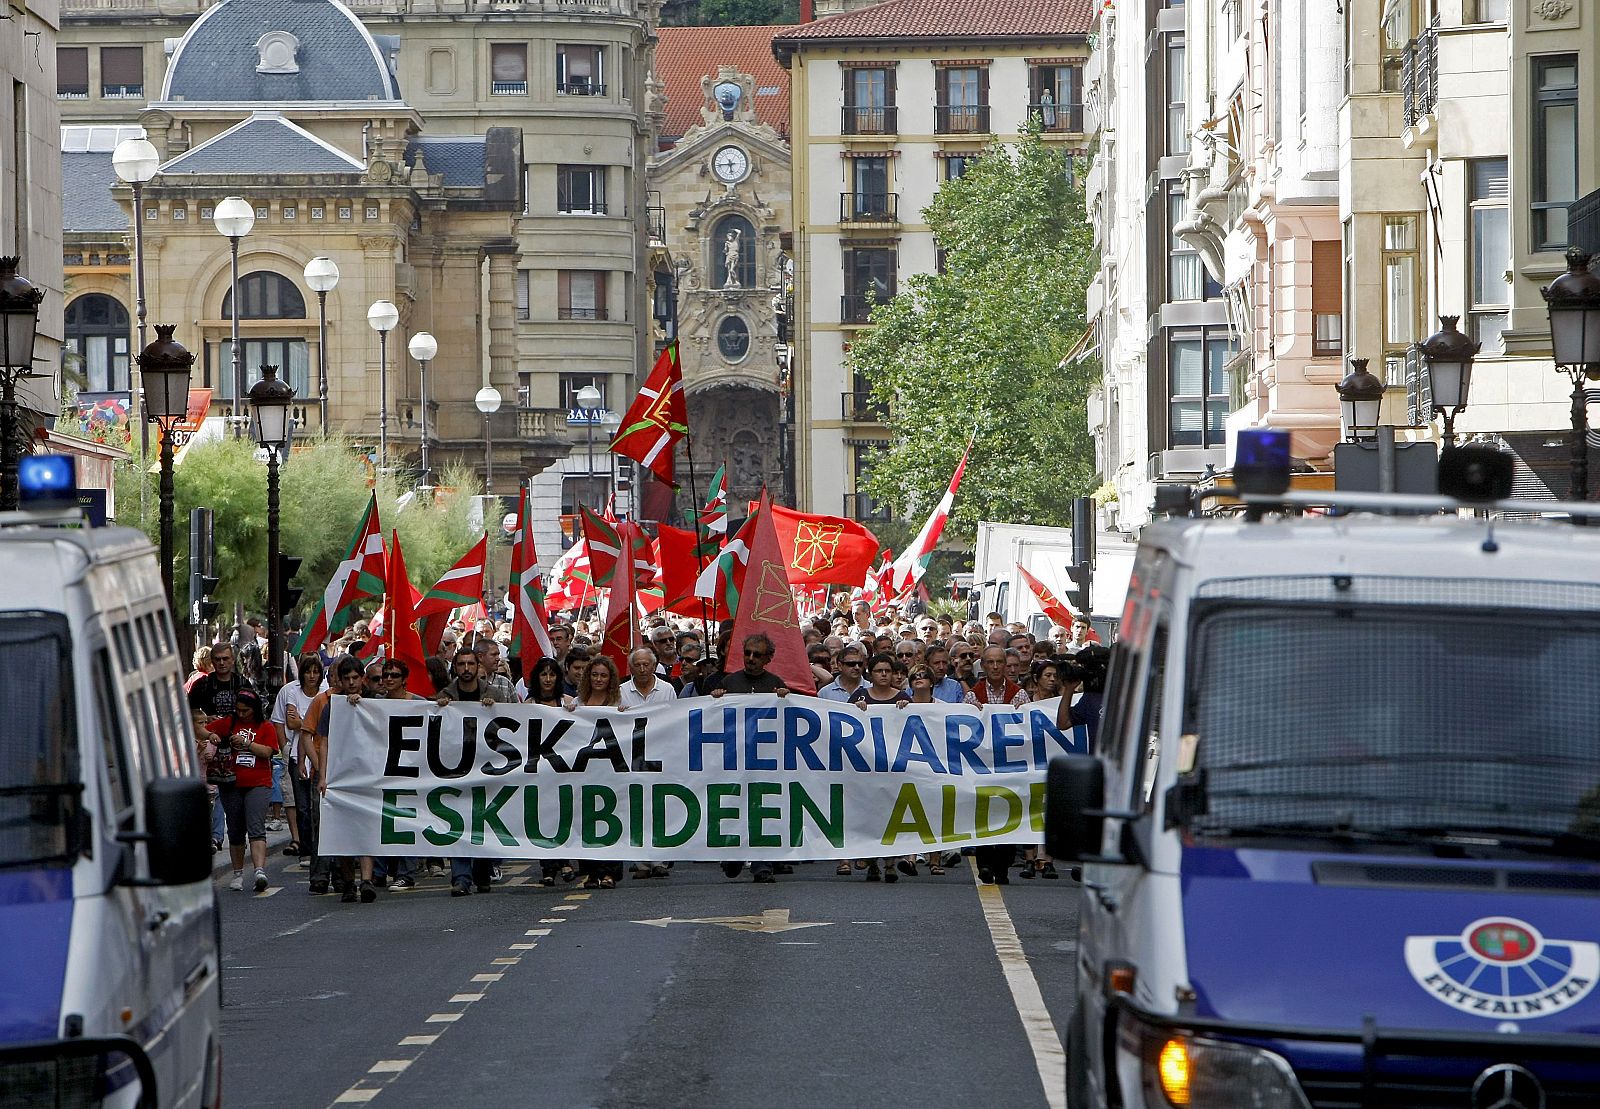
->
{"left": 370, "top": 659, "right": 421, "bottom": 890}
{"left": 816, "top": 644, "right": 867, "bottom": 702}
{"left": 710, "top": 633, "right": 789, "bottom": 883}
{"left": 434, "top": 648, "right": 508, "bottom": 896}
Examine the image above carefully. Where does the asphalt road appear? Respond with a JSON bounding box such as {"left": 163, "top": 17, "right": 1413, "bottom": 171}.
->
{"left": 218, "top": 852, "right": 1081, "bottom": 1109}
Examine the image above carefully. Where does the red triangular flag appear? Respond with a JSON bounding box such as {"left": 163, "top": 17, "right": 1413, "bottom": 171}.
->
{"left": 598, "top": 520, "right": 645, "bottom": 672}
{"left": 608, "top": 342, "right": 688, "bottom": 486}
{"left": 729, "top": 490, "right": 816, "bottom": 694}
{"left": 1016, "top": 563, "right": 1081, "bottom": 628}
{"left": 385, "top": 531, "right": 431, "bottom": 697}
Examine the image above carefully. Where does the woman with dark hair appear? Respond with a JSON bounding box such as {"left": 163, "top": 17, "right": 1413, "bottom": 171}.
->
{"left": 526, "top": 656, "right": 575, "bottom": 885}
{"left": 849, "top": 652, "right": 909, "bottom": 707}
{"left": 567, "top": 655, "right": 623, "bottom": 887}
{"left": 205, "top": 688, "right": 280, "bottom": 894}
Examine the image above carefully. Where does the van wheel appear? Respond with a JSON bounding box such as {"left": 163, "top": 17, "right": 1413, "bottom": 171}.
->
{"left": 1066, "top": 1004, "right": 1092, "bottom": 1107}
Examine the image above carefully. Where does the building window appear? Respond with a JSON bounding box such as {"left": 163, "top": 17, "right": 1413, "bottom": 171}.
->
{"left": 490, "top": 43, "right": 528, "bottom": 95}
{"left": 843, "top": 247, "right": 895, "bottom": 323}
{"left": 282, "top": 205, "right": 296, "bottom": 221}
{"left": 711, "top": 214, "right": 757, "bottom": 289}
{"left": 846, "top": 157, "right": 891, "bottom": 220}
{"left": 942, "top": 153, "right": 974, "bottom": 181}
{"left": 1166, "top": 37, "right": 1188, "bottom": 155}
{"left": 1468, "top": 0, "right": 1508, "bottom": 21}
{"left": 338, "top": 206, "right": 352, "bottom": 220}
{"left": 1469, "top": 158, "right": 1510, "bottom": 353}
{"left": 100, "top": 47, "right": 144, "bottom": 98}
{"left": 1029, "top": 63, "right": 1083, "bottom": 133}
{"left": 1167, "top": 185, "right": 1205, "bottom": 301}
{"left": 848, "top": 443, "right": 891, "bottom": 520}
{"left": 57, "top": 48, "right": 88, "bottom": 99}
{"left": 1168, "top": 329, "right": 1233, "bottom": 449}
{"left": 311, "top": 205, "right": 323, "bottom": 220}
{"left": 1382, "top": 214, "right": 1421, "bottom": 381}
{"left": 560, "top": 373, "right": 606, "bottom": 412}
{"left": 935, "top": 66, "right": 988, "bottom": 135}
{"left": 207, "top": 338, "right": 310, "bottom": 400}
{"left": 64, "top": 295, "right": 130, "bottom": 393}
{"left": 558, "top": 271, "right": 608, "bottom": 320}
{"left": 557, "top": 165, "right": 606, "bottom": 214}
{"left": 221, "top": 272, "right": 306, "bottom": 321}
{"left": 515, "top": 270, "right": 530, "bottom": 320}
{"left": 1222, "top": 0, "right": 1243, "bottom": 42}
{"left": 1532, "top": 54, "right": 1578, "bottom": 253}
{"left": 562, "top": 476, "right": 609, "bottom": 515}
{"left": 557, "top": 45, "right": 604, "bottom": 96}
{"left": 1380, "top": 1, "right": 1417, "bottom": 93}
{"left": 843, "top": 67, "right": 895, "bottom": 135}
{"left": 1311, "top": 240, "right": 1343, "bottom": 357}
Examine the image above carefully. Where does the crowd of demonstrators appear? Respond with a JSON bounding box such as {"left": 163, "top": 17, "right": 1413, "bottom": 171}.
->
{"left": 187, "top": 595, "right": 1108, "bottom": 899}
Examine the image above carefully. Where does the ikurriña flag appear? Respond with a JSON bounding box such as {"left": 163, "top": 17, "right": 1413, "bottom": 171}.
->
{"left": 416, "top": 534, "right": 487, "bottom": 654}
{"left": 608, "top": 342, "right": 688, "bottom": 486}
{"left": 294, "top": 491, "right": 385, "bottom": 654}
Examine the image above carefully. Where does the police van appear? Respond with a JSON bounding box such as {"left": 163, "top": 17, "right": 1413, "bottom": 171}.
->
{"left": 0, "top": 457, "right": 220, "bottom": 1107}
{"left": 1047, "top": 442, "right": 1600, "bottom": 1108}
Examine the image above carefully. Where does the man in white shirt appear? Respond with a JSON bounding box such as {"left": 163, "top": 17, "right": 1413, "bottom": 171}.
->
{"left": 620, "top": 647, "right": 677, "bottom": 709}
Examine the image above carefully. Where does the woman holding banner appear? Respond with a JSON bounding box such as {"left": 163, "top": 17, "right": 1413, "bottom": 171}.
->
{"left": 567, "top": 656, "right": 623, "bottom": 888}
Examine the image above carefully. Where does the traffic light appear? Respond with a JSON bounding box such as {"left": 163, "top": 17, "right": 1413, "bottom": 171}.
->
{"left": 277, "top": 554, "right": 304, "bottom": 614}
{"left": 1071, "top": 495, "right": 1096, "bottom": 568}
{"left": 1064, "top": 561, "right": 1091, "bottom": 617}
{"left": 188, "top": 508, "right": 220, "bottom": 626}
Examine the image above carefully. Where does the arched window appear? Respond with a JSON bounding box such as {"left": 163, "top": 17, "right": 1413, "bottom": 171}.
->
{"left": 64, "top": 294, "right": 130, "bottom": 393}
{"left": 710, "top": 215, "right": 757, "bottom": 291}
{"left": 213, "top": 272, "right": 310, "bottom": 400}
{"left": 221, "top": 272, "right": 306, "bottom": 319}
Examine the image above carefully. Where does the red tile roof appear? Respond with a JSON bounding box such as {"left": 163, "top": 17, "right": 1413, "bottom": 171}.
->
{"left": 656, "top": 26, "right": 796, "bottom": 143}
{"left": 773, "top": 0, "right": 1093, "bottom": 52}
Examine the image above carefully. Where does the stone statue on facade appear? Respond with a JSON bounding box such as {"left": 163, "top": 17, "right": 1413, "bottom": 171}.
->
{"left": 722, "top": 228, "right": 743, "bottom": 289}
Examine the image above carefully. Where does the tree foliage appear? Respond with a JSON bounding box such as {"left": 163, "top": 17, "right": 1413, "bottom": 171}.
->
{"left": 114, "top": 437, "right": 485, "bottom": 620}
{"left": 849, "top": 133, "right": 1099, "bottom": 539}
{"left": 661, "top": 0, "right": 798, "bottom": 25}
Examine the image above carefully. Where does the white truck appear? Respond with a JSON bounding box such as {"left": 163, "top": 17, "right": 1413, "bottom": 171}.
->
{"left": 970, "top": 520, "right": 1137, "bottom": 640}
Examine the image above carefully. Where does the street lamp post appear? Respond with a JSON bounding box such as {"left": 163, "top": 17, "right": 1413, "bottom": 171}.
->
{"left": 303, "top": 256, "right": 340, "bottom": 432}
{"left": 248, "top": 364, "right": 295, "bottom": 694}
{"left": 1541, "top": 246, "right": 1600, "bottom": 503}
{"left": 1335, "top": 356, "right": 1385, "bottom": 444}
{"left": 476, "top": 385, "right": 502, "bottom": 493}
{"left": 1418, "top": 315, "right": 1480, "bottom": 449}
{"left": 367, "top": 300, "right": 399, "bottom": 474}
{"left": 599, "top": 409, "right": 621, "bottom": 510}
{"left": 112, "top": 136, "right": 159, "bottom": 453}
{"left": 0, "top": 258, "right": 44, "bottom": 511}
{"left": 575, "top": 383, "right": 602, "bottom": 508}
{"left": 409, "top": 331, "right": 438, "bottom": 487}
{"left": 138, "top": 325, "right": 195, "bottom": 612}
{"left": 213, "top": 196, "right": 255, "bottom": 437}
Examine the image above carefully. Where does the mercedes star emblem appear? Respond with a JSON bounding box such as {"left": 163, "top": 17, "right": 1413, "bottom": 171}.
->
{"left": 1471, "top": 1064, "right": 1545, "bottom": 1109}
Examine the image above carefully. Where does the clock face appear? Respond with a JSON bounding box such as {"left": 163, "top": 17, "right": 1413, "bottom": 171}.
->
{"left": 712, "top": 145, "right": 750, "bottom": 184}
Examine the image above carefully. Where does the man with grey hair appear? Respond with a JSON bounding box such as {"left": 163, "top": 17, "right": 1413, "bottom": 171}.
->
{"left": 472, "top": 638, "right": 516, "bottom": 703}
{"left": 620, "top": 647, "right": 677, "bottom": 709}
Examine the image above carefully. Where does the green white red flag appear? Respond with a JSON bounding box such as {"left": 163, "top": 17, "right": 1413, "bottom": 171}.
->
{"left": 694, "top": 511, "right": 756, "bottom": 617}
{"left": 608, "top": 342, "right": 689, "bottom": 486}
{"left": 294, "top": 492, "right": 385, "bottom": 654}
{"left": 890, "top": 432, "right": 972, "bottom": 596}
{"left": 697, "top": 463, "right": 729, "bottom": 557}
{"left": 416, "top": 534, "right": 487, "bottom": 654}
{"left": 597, "top": 519, "right": 646, "bottom": 671}
{"left": 579, "top": 506, "right": 654, "bottom": 589}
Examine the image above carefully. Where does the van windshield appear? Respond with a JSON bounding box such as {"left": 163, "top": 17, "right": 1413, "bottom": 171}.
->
{"left": 0, "top": 612, "right": 82, "bottom": 869}
{"left": 1184, "top": 605, "right": 1600, "bottom": 857}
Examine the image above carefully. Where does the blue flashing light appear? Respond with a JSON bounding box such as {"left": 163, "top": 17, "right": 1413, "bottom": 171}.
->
{"left": 19, "top": 454, "right": 78, "bottom": 509}
{"left": 1234, "top": 428, "right": 1291, "bottom": 496}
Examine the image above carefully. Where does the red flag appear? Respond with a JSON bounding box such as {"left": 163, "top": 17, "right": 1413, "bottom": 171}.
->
{"left": 293, "top": 492, "right": 385, "bottom": 654}
{"left": 1016, "top": 563, "right": 1080, "bottom": 628}
{"left": 508, "top": 489, "right": 554, "bottom": 671}
{"left": 608, "top": 342, "right": 688, "bottom": 486}
{"left": 598, "top": 520, "right": 645, "bottom": 672}
{"left": 417, "top": 535, "right": 487, "bottom": 654}
{"left": 761, "top": 504, "right": 881, "bottom": 587}
{"left": 728, "top": 491, "right": 816, "bottom": 695}
{"left": 656, "top": 522, "right": 722, "bottom": 618}
{"left": 385, "top": 531, "right": 431, "bottom": 697}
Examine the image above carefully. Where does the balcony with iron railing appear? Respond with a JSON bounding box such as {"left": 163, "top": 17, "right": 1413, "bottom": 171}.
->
{"left": 841, "top": 390, "right": 887, "bottom": 422}
{"left": 491, "top": 80, "right": 529, "bottom": 96}
{"left": 839, "top": 192, "right": 899, "bottom": 225}
{"left": 647, "top": 205, "right": 666, "bottom": 243}
{"left": 101, "top": 83, "right": 144, "bottom": 99}
{"left": 935, "top": 103, "right": 991, "bottom": 135}
{"left": 843, "top": 492, "right": 892, "bottom": 522}
{"left": 557, "top": 81, "right": 607, "bottom": 96}
{"left": 558, "top": 306, "right": 608, "bottom": 320}
{"left": 841, "top": 291, "right": 890, "bottom": 324}
{"left": 1029, "top": 101, "right": 1084, "bottom": 134}
{"left": 842, "top": 105, "right": 897, "bottom": 137}
{"left": 1400, "top": 17, "right": 1439, "bottom": 129}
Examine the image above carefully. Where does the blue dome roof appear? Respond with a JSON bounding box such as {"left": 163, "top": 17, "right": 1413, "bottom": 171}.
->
{"left": 162, "top": 0, "right": 400, "bottom": 104}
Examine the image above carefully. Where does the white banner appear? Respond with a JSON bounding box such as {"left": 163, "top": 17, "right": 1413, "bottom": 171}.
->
{"left": 319, "top": 695, "right": 1085, "bottom": 860}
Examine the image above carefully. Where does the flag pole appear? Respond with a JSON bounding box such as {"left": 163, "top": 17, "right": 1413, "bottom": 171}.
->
{"left": 682, "top": 401, "right": 715, "bottom": 657}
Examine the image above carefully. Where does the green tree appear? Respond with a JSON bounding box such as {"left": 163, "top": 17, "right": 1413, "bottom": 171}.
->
{"left": 849, "top": 133, "right": 1099, "bottom": 540}
{"left": 694, "top": 0, "right": 798, "bottom": 23}
{"left": 114, "top": 437, "right": 485, "bottom": 620}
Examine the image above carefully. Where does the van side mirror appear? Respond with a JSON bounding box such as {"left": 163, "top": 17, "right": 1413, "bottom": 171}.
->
{"left": 145, "top": 779, "right": 212, "bottom": 885}
{"left": 1045, "top": 755, "right": 1106, "bottom": 861}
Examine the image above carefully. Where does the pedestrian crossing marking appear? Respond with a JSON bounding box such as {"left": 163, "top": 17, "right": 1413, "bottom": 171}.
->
{"left": 526, "top": 929, "right": 550, "bottom": 936}
{"left": 505, "top": 877, "right": 531, "bottom": 887}
{"left": 491, "top": 957, "right": 520, "bottom": 965}
{"left": 449, "top": 993, "right": 484, "bottom": 1003}
{"left": 471, "top": 974, "right": 503, "bottom": 983}
{"left": 566, "top": 893, "right": 592, "bottom": 900}
{"left": 253, "top": 887, "right": 281, "bottom": 899}
{"left": 510, "top": 943, "right": 537, "bottom": 950}
{"left": 500, "top": 864, "right": 532, "bottom": 875}
{"left": 425, "top": 1013, "right": 463, "bottom": 1023}
{"left": 369, "top": 1060, "right": 412, "bottom": 1074}
{"left": 399, "top": 1035, "right": 438, "bottom": 1046}
{"left": 538, "top": 917, "right": 565, "bottom": 923}
{"left": 333, "top": 1088, "right": 381, "bottom": 1103}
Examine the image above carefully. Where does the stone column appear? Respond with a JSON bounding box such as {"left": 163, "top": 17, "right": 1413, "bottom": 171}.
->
{"left": 485, "top": 246, "right": 517, "bottom": 399}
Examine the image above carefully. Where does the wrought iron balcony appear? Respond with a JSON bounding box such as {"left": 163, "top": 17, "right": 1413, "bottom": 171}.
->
{"left": 558, "top": 306, "right": 608, "bottom": 320}
{"left": 839, "top": 192, "right": 899, "bottom": 224}
{"left": 491, "top": 80, "right": 528, "bottom": 96}
{"left": 1401, "top": 17, "right": 1439, "bottom": 129}
{"left": 1029, "top": 101, "right": 1084, "bottom": 134}
{"left": 557, "top": 81, "right": 606, "bottom": 96}
{"left": 935, "top": 104, "right": 991, "bottom": 135}
{"left": 647, "top": 205, "right": 667, "bottom": 243}
{"left": 841, "top": 292, "right": 890, "bottom": 324}
{"left": 842, "top": 105, "right": 897, "bottom": 136}
{"left": 841, "top": 390, "right": 887, "bottom": 422}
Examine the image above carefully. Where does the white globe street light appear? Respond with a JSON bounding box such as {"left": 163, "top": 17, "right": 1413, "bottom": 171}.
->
{"left": 476, "top": 385, "right": 502, "bottom": 495}
{"left": 367, "top": 300, "right": 399, "bottom": 472}
{"left": 303, "top": 256, "right": 340, "bottom": 430}
{"left": 409, "top": 331, "right": 438, "bottom": 485}
{"left": 214, "top": 196, "right": 255, "bottom": 436}
{"left": 113, "top": 136, "right": 161, "bottom": 450}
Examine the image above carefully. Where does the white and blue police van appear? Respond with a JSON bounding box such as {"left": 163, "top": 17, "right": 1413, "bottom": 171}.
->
{"left": 0, "top": 457, "right": 220, "bottom": 1108}
{"left": 1047, "top": 435, "right": 1600, "bottom": 1108}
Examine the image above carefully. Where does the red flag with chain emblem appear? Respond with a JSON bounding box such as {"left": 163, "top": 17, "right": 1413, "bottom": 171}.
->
{"left": 758, "top": 504, "right": 882, "bottom": 588}
{"left": 727, "top": 490, "right": 816, "bottom": 694}
{"left": 607, "top": 342, "right": 689, "bottom": 486}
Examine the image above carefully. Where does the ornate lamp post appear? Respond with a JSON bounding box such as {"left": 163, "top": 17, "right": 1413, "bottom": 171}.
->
{"left": 112, "top": 136, "right": 159, "bottom": 449}
{"left": 1335, "top": 356, "right": 1385, "bottom": 444}
{"left": 248, "top": 364, "right": 295, "bottom": 692}
{"left": 212, "top": 196, "right": 255, "bottom": 436}
{"left": 138, "top": 326, "right": 195, "bottom": 610}
{"left": 575, "top": 383, "right": 602, "bottom": 508}
{"left": 0, "top": 258, "right": 44, "bottom": 511}
{"left": 367, "top": 299, "right": 399, "bottom": 473}
{"left": 303, "top": 256, "right": 339, "bottom": 432}
{"left": 409, "top": 331, "right": 437, "bottom": 487}
{"left": 476, "top": 385, "right": 502, "bottom": 494}
{"left": 1540, "top": 246, "right": 1600, "bottom": 502}
{"left": 1418, "top": 315, "right": 1480, "bottom": 449}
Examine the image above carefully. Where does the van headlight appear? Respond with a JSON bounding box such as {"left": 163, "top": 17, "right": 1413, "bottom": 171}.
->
{"left": 1143, "top": 1034, "right": 1311, "bottom": 1108}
